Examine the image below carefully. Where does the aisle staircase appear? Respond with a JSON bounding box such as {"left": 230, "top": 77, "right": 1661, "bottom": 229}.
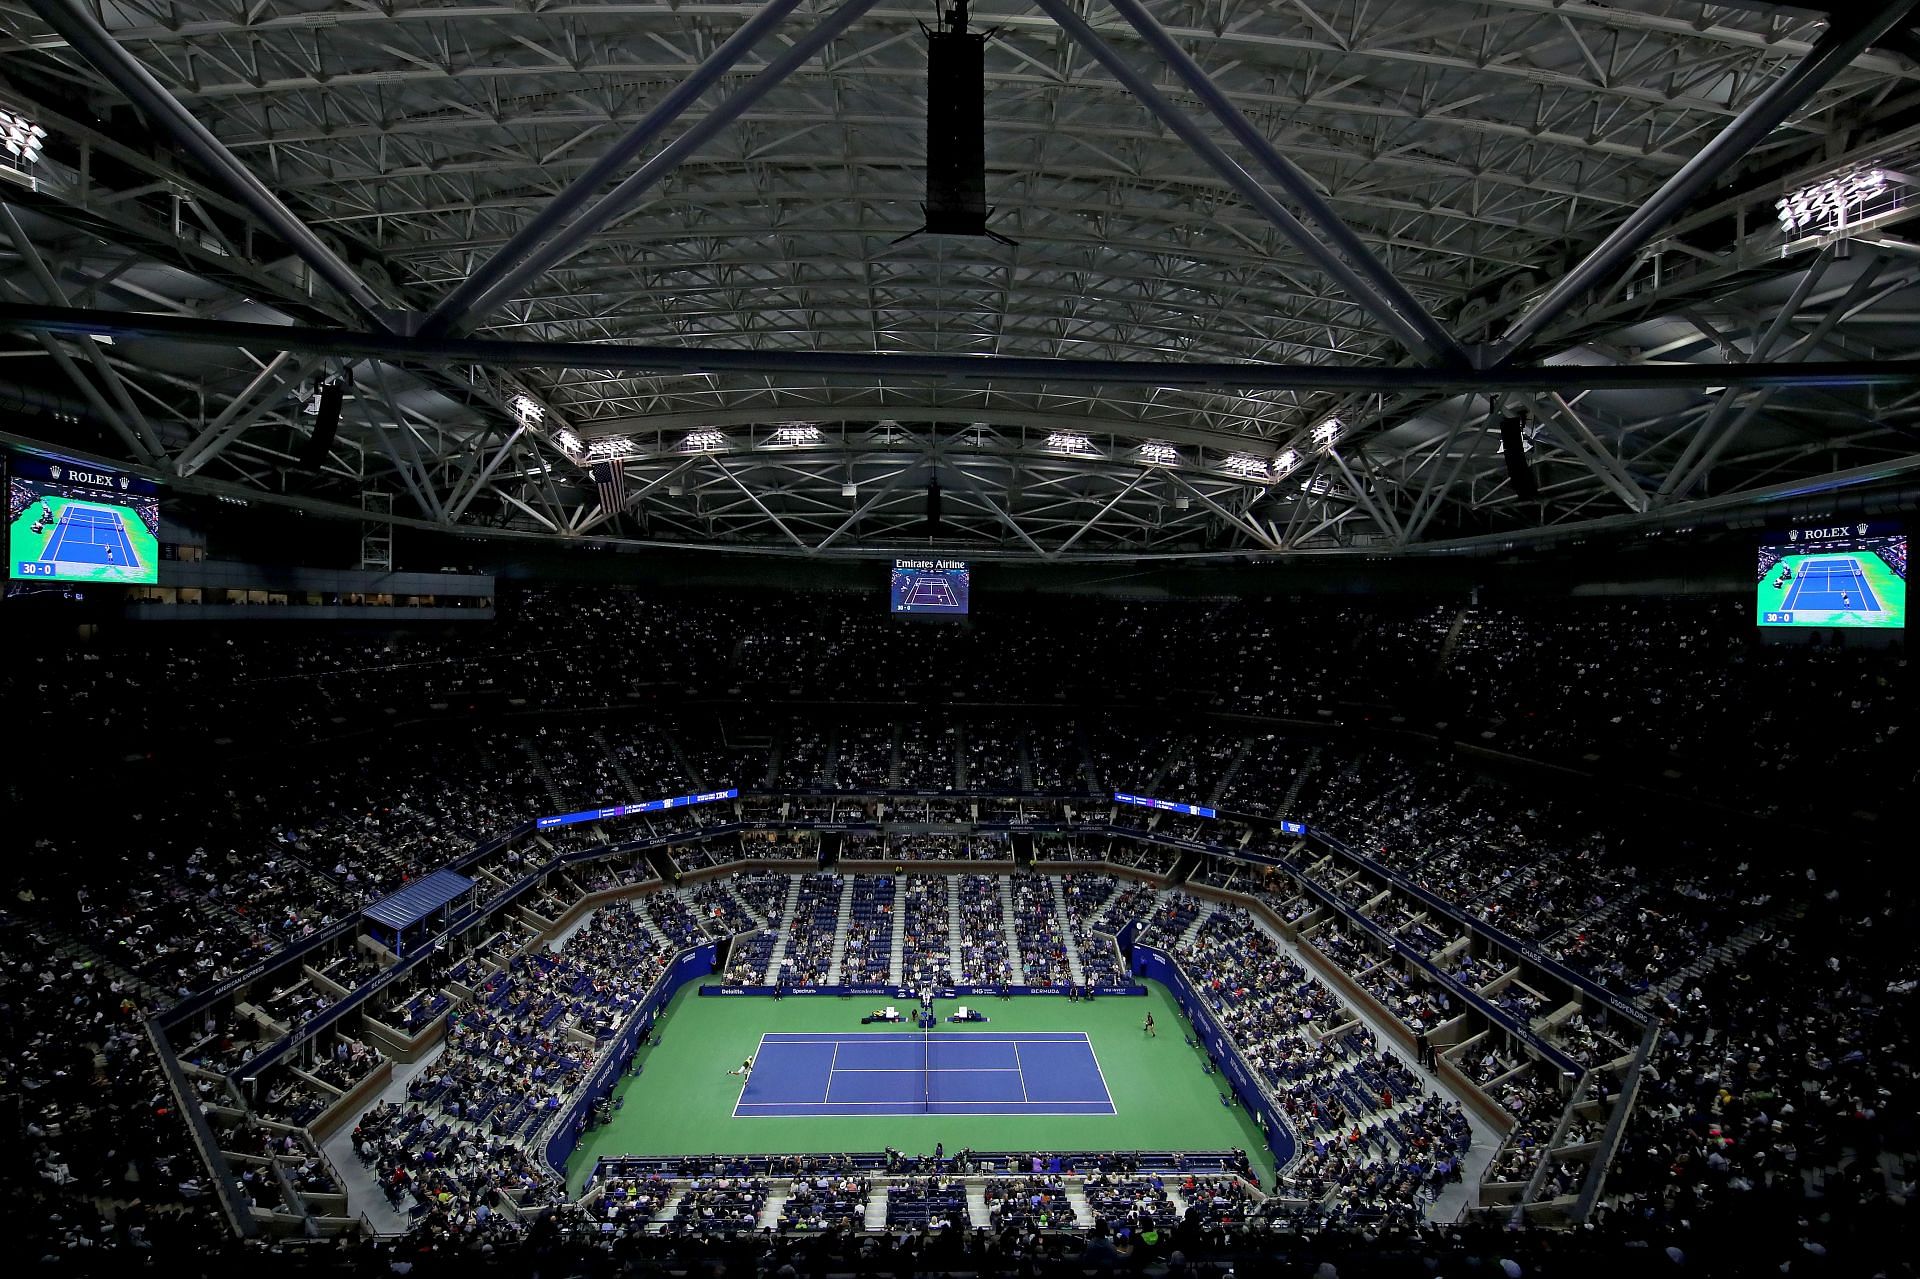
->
{"left": 947, "top": 884, "right": 967, "bottom": 979}
{"left": 890, "top": 878, "right": 910, "bottom": 986}
{"left": 520, "top": 740, "right": 568, "bottom": 810}
{"left": 1277, "top": 745, "right": 1323, "bottom": 820}
{"left": 1050, "top": 876, "right": 1088, "bottom": 987}
{"left": 825, "top": 876, "right": 855, "bottom": 985}
{"left": 997, "top": 879, "right": 1027, "bottom": 984}
{"left": 595, "top": 729, "right": 645, "bottom": 804}
{"left": 726, "top": 882, "right": 772, "bottom": 929}
{"left": 1064, "top": 1182, "right": 1094, "bottom": 1228}
{"left": 762, "top": 878, "right": 804, "bottom": 983}
{"left": 1208, "top": 737, "right": 1255, "bottom": 807}
{"left": 1652, "top": 904, "right": 1795, "bottom": 1002}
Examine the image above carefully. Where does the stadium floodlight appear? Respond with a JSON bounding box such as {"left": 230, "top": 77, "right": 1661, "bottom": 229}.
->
{"left": 1138, "top": 442, "right": 1179, "bottom": 465}
{"left": 772, "top": 425, "right": 822, "bottom": 445}
{"left": 0, "top": 109, "right": 47, "bottom": 165}
{"left": 1272, "top": 449, "right": 1301, "bottom": 476}
{"left": 1045, "top": 432, "right": 1092, "bottom": 453}
{"left": 1311, "top": 417, "right": 1345, "bottom": 451}
{"left": 1776, "top": 169, "right": 1888, "bottom": 237}
{"left": 554, "top": 428, "right": 583, "bottom": 457}
{"left": 509, "top": 393, "right": 545, "bottom": 427}
{"left": 683, "top": 429, "right": 727, "bottom": 451}
{"left": 1222, "top": 453, "right": 1270, "bottom": 479}
{"left": 586, "top": 436, "right": 635, "bottom": 460}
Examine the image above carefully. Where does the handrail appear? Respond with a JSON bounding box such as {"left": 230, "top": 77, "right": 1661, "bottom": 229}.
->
{"left": 1572, "top": 1017, "right": 1661, "bottom": 1222}
{"left": 144, "top": 1016, "right": 258, "bottom": 1237}
{"left": 1311, "top": 832, "right": 1649, "bottom": 1027}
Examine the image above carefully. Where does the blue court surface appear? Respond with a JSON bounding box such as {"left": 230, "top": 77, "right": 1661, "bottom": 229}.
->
{"left": 733, "top": 1031, "right": 1116, "bottom": 1117}
{"left": 1781, "top": 556, "right": 1882, "bottom": 613}
{"left": 35, "top": 504, "right": 137, "bottom": 572}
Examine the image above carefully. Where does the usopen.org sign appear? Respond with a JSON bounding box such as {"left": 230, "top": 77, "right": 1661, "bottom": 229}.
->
{"left": 536, "top": 788, "right": 739, "bottom": 830}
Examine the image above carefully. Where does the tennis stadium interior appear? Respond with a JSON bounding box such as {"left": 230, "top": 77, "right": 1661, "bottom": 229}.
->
{"left": 2, "top": 2, "right": 1918, "bottom": 1276}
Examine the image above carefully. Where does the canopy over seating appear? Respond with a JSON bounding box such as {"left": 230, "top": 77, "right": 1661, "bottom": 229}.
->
{"left": 363, "top": 868, "right": 476, "bottom": 931}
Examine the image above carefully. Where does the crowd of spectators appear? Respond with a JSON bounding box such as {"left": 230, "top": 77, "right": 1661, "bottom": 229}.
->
{"left": 7, "top": 582, "right": 1917, "bottom": 1273}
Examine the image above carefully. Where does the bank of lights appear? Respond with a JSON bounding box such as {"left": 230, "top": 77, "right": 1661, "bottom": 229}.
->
{"left": 1046, "top": 432, "right": 1092, "bottom": 453}
{"left": 554, "top": 428, "right": 582, "bottom": 456}
{"left": 1222, "top": 454, "right": 1270, "bottom": 479}
{"left": 1273, "top": 449, "right": 1300, "bottom": 476}
{"left": 508, "top": 393, "right": 544, "bottom": 427}
{"left": 1312, "top": 417, "right": 1344, "bottom": 450}
{"left": 1776, "top": 169, "right": 1887, "bottom": 237}
{"left": 772, "top": 425, "right": 821, "bottom": 444}
{"left": 683, "top": 429, "right": 726, "bottom": 451}
{"left": 1138, "top": 442, "right": 1178, "bottom": 465}
{"left": 586, "top": 436, "right": 635, "bottom": 460}
{"left": 0, "top": 109, "right": 47, "bottom": 165}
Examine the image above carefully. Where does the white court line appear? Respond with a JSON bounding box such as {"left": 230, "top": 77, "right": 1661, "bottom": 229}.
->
{"left": 833, "top": 1060, "right": 1029, "bottom": 1067}
{"left": 1013, "top": 1042, "right": 1029, "bottom": 1102}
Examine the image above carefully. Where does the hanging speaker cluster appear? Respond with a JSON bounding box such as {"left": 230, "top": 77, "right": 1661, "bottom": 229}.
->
{"left": 900, "top": 1, "right": 1013, "bottom": 244}
{"left": 299, "top": 380, "right": 344, "bottom": 471}
{"left": 1498, "top": 413, "right": 1538, "bottom": 503}
{"left": 925, "top": 13, "right": 986, "bottom": 236}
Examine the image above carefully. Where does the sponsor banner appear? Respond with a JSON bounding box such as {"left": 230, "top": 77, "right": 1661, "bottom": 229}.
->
{"left": 1114, "top": 791, "right": 1217, "bottom": 819}
{"left": 536, "top": 788, "right": 739, "bottom": 830}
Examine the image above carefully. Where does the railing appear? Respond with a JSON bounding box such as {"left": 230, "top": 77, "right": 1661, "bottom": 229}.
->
{"left": 1311, "top": 832, "right": 1649, "bottom": 1028}
{"left": 1572, "top": 1018, "right": 1662, "bottom": 1222}
{"left": 144, "top": 1016, "right": 258, "bottom": 1238}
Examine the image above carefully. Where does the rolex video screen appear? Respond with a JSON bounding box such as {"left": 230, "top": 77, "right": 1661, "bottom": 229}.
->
{"left": 1757, "top": 523, "right": 1905, "bottom": 629}
{"left": 8, "top": 456, "right": 161, "bottom": 585}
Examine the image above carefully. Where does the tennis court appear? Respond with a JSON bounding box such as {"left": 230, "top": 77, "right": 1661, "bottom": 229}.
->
{"left": 902, "top": 577, "right": 959, "bottom": 608}
{"left": 33, "top": 502, "right": 138, "bottom": 573}
{"left": 1781, "top": 555, "right": 1883, "bottom": 613}
{"left": 734, "top": 1030, "right": 1115, "bottom": 1117}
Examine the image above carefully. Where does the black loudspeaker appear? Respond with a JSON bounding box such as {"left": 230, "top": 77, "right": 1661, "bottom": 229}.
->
{"left": 925, "top": 30, "right": 987, "bottom": 235}
{"left": 1499, "top": 413, "right": 1538, "bottom": 502}
{"left": 925, "top": 480, "right": 943, "bottom": 532}
{"left": 301, "top": 381, "right": 344, "bottom": 470}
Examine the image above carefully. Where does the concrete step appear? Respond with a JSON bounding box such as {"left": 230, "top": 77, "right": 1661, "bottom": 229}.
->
{"left": 1051, "top": 876, "right": 1087, "bottom": 987}
{"left": 825, "top": 876, "right": 855, "bottom": 985}
{"left": 763, "top": 877, "right": 804, "bottom": 983}
{"left": 890, "top": 877, "right": 910, "bottom": 987}
{"left": 947, "top": 883, "right": 967, "bottom": 979}
{"left": 998, "top": 878, "right": 1027, "bottom": 985}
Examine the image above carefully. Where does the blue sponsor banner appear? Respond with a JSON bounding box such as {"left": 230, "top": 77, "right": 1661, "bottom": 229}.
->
{"left": 699, "top": 983, "right": 1145, "bottom": 998}
{"left": 1114, "top": 791, "right": 1216, "bottom": 819}
{"left": 536, "top": 787, "right": 739, "bottom": 830}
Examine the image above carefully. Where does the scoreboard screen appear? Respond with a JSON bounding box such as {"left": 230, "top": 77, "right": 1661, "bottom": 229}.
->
{"left": 1757, "top": 523, "right": 1905, "bottom": 629}
{"left": 8, "top": 456, "right": 160, "bottom": 585}
{"left": 891, "top": 557, "right": 970, "bottom": 615}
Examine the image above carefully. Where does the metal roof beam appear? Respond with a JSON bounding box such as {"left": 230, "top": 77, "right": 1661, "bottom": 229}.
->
{"left": 1492, "top": 1, "right": 1920, "bottom": 363}
{"left": 1033, "top": 0, "right": 1453, "bottom": 366}
{"left": 1097, "top": 0, "right": 1468, "bottom": 368}
{"left": 10, "top": 302, "right": 1920, "bottom": 394}
{"left": 425, "top": 0, "right": 808, "bottom": 333}
{"left": 446, "top": 0, "right": 883, "bottom": 328}
{"left": 23, "top": 0, "right": 394, "bottom": 323}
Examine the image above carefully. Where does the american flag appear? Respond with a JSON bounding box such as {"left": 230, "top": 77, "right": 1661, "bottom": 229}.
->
{"left": 589, "top": 459, "right": 625, "bottom": 518}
